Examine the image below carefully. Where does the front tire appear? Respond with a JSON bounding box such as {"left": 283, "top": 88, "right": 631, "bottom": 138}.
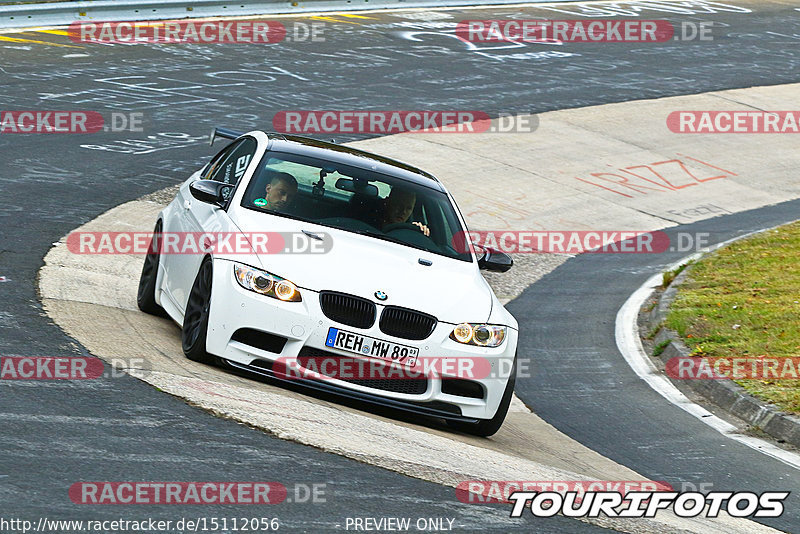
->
{"left": 182, "top": 257, "right": 217, "bottom": 365}
{"left": 137, "top": 221, "right": 166, "bottom": 316}
{"left": 447, "top": 357, "right": 516, "bottom": 437}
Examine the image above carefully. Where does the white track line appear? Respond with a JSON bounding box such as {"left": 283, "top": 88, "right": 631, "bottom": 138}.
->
{"left": 616, "top": 226, "right": 800, "bottom": 470}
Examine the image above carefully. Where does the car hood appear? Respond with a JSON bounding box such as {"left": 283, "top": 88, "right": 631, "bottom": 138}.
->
{"left": 230, "top": 209, "right": 493, "bottom": 324}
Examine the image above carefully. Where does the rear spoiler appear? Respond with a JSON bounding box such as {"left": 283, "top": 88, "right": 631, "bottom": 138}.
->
{"left": 209, "top": 127, "right": 245, "bottom": 146}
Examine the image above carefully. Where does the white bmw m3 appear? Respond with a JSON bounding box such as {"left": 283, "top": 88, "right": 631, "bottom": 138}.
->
{"left": 137, "top": 128, "right": 519, "bottom": 436}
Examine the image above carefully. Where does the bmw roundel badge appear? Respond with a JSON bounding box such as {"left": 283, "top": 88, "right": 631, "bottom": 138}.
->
{"left": 375, "top": 291, "right": 388, "bottom": 301}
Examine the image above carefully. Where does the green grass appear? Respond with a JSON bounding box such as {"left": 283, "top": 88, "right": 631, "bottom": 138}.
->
{"left": 666, "top": 222, "right": 800, "bottom": 412}
{"left": 662, "top": 262, "right": 690, "bottom": 289}
{"left": 643, "top": 322, "right": 664, "bottom": 340}
{"left": 653, "top": 340, "right": 671, "bottom": 357}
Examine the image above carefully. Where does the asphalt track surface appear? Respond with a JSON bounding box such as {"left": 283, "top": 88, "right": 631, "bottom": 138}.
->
{"left": 509, "top": 199, "right": 800, "bottom": 532}
{"left": 2, "top": 0, "right": 800, "bottom": 531}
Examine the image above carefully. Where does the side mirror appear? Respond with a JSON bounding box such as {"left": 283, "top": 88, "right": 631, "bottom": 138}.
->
{"left": 190, "top": 180, "right": 233, "bottom": 208}
{"left": 477, "top": 245, "right": 513, "bottom": 272}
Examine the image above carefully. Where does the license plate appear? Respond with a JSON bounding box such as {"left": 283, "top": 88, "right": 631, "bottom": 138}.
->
{"left": 325, "top": 327, "right": 418, "bottom": 367}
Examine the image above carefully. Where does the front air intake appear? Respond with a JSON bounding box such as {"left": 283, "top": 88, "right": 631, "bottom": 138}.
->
{"left": 319, "top": 291, "right": 376, "bottom": 329}
{"left": 379, "top": 306, "right": 437, "bottom": 340}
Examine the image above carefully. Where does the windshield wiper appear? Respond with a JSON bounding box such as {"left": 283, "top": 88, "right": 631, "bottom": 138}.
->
{"left": 302, "top": 229, "right": 324, "bottom": 241}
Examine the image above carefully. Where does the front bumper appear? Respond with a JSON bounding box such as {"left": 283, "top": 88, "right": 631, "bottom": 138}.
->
{"left": 206, "top": 258, "right": 518, "bottom": 420}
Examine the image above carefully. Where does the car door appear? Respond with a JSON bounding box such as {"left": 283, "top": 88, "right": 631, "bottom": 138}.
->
{"left": 161, "top": 143, "right": 233, "bottom": 310}
{"left": 169, "top": 137, "right": 259, "bottom": 312}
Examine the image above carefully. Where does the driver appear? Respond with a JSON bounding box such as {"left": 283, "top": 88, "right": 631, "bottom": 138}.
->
{"left": 263, "top": 172, "right": 298, "bottom": 212}
{"left": 380, "top": 187, "right": 430, "bottom": 236}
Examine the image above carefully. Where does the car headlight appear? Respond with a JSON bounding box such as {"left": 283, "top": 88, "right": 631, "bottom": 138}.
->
{"left": 234, "top": 264, "right": 301, "bottom": 302}
{"left": 450, "top": 323, "right": 506, "bottom": 347}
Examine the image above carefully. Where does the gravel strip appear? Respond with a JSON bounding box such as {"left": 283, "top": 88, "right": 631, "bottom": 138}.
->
{"left": 140, "top": 183, "right": 181, "bottom": 205}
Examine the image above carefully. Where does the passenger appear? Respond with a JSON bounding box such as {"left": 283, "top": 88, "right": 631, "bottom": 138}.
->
{"left": 261, "top": 172, "right": 298, "bottom": 212}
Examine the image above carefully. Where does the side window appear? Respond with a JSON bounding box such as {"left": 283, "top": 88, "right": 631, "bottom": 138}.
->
{"left": 262, "top": 159, "right": 320, "bottom": 191}
{"left": 204, "top": 138, "right": 258, "bottom": 185}
{"left": 201, "top": 143, "right": 234, "bottom": 180}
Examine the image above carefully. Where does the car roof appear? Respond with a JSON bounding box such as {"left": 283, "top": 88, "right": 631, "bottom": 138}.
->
{"left": 262, "top": 133, "right": 446, "bottom": 192}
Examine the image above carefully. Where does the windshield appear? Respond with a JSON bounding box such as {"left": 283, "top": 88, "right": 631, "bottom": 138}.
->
{"left": 240, "top": 151, "right": 471, "bottom": 262}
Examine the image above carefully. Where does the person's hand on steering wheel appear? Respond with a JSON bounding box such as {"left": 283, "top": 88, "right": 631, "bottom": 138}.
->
{"left": 383, "top": 222, "right": 431, "bottom": 237}
{"left": 412, "top": 221, "right": 430, "bottom": 236}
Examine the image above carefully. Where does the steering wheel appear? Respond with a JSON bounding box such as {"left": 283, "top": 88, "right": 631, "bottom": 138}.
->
{"left": 383, "top": 222, "right": 426, "bottom": 234}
